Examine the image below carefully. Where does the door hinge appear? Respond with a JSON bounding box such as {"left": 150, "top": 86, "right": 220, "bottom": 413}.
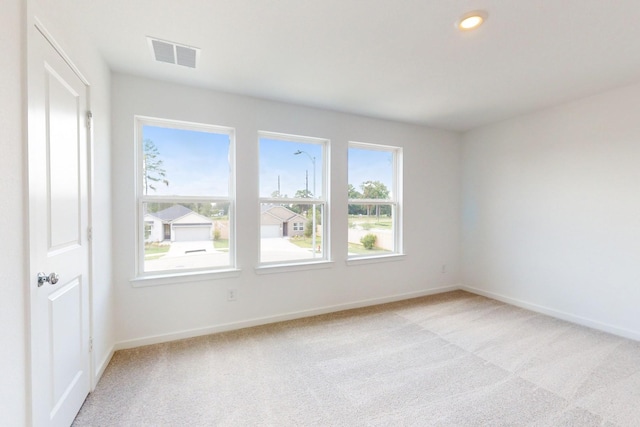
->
{"left": 87, "top": 226, "right": 93, "bottom": 241}
{"left": 86, "top": 111, "right": 93, "bottom": 129}
{"left": 89, "top": 338, "right": 93, "bottom": 353}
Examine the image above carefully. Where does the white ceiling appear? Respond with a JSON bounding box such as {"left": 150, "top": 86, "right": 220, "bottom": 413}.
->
{"left": 68, "top": 0, "right": 640, "bottom": 131}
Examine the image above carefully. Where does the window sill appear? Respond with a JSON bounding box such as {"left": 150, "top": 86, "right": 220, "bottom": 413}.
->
{"left": 254, "top": 260, "right": 334, "bottom": 275}
{"left": 130, "top": 268, "right": 242, "bottom": 287}
{"left": 345, "top": 253, "right": 405, "bottom": 266}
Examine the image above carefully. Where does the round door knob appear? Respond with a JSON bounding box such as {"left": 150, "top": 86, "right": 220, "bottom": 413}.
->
{"left": 37, "top": 272, "right": 60, "bottom": 287}
{"left": 49, "top": 272, "right": 59, "bottom": 285}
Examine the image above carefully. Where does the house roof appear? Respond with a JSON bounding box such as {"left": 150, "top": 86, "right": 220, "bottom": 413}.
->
{"left": 261, "top": 205, "right": 306, "bottom": 222}
{"left": 147, "top": 205, "right": 213, "bottom": 224}
{"left": 149, "top": 205, "right": 197, "bottom": 222}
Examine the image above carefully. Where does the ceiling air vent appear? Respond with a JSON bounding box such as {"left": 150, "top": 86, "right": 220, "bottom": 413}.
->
{"left": 147, "top": 37, "right": 200, "bottom": 68}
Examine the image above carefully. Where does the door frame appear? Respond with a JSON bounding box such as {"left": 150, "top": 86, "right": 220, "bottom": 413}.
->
{"left": 26, "top": 16, "right": 96, "bottom": 422}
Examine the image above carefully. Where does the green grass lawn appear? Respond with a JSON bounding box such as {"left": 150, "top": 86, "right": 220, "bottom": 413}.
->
{"left": 144, "top": 243, "right": 170, "bottom": 260}
{"left": 347, "top": 242, "right": 392, "bottom": 255}
{"left": 289, "top": 236, "right": 391, "bottom": 256}
{"left": 289, "top": 235, "right": 322, "bottom": 250}
{"left": 213, "top": 239, "right": 229, "bottom": 251}
{"left": 348, "top": 215, "right": 392, "bottom": 229}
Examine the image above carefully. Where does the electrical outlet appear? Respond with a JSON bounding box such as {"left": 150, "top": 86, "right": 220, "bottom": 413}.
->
{"left": 227, "top": 289, "right": 237, "bottom": 301}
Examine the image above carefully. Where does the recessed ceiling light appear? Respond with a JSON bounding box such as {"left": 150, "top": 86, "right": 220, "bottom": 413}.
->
{"left": 457, "top": 11, "right": 488, "bottom": 31}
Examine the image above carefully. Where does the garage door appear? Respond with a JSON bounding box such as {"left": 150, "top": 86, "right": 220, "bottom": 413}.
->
{"left": 173, "top": 225, "right": 211, "bottom": 241}
{"left": 261, "top": 224, "right": 281, "bottom": 238}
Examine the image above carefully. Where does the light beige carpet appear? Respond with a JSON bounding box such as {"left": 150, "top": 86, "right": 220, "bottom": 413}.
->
{"left": 73, "top": 291, "right": 640, "bottom": 426}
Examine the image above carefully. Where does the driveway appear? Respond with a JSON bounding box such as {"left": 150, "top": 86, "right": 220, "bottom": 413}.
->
{"left": 145, "top": 238, "right": 315, "bottom": 271}
{"left": 260, "top": 237, "right": 316, "bottom": 263}
{"left": 144, "top": 240, "right": 226, "bottom": 272}
{"left": 166, "top": 240, "right": 215, "bottom": 257}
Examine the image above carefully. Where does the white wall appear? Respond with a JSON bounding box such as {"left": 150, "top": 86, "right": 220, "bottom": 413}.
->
{"left": 2, "top": 1, "right": 113, "bottom": 420}
{"left": 112, "top": 74, "right": 461, "bottom": 346}
{"left": 461, "top": 82, "right": 640, "bottom": 339}
{"left": 29, "top": 0, "right": 115, "bottom": 387}
{"left": 0, "top": 0, "right": 27, "bottom": 424}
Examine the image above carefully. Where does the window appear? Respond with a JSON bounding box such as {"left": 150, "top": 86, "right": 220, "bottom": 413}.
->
{"left": 259, "top": 132, "right": 328, "bottom": 265}
{"left": 348, "top": 142, "right": 402, "bottom": 258}
{"left": 136, "top": 117, "right": 234, "bottom": 277}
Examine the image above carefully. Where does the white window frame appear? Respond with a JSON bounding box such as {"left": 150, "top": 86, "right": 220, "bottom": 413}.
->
{"left": 257, "top": 131, "right": 330, "bottom": 268}
{"left": 347, "top": 141, "right": 403, "bottom": 260}
{"left": 133, "top": 115, "right": 237, "bottom": 282}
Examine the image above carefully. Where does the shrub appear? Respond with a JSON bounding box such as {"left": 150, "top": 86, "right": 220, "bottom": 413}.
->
{"left": 360, "top": 233, "right": 377, "bottom": 250}
{"left": 213, "top": 224, "right": 222, "bottom": 240}
{"left": 304, "top": 219, "right": 313, "bottom": 238}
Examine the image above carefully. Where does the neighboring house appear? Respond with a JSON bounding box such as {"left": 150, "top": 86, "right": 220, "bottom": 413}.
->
{"left": 145, "top": 205, "right": 213, "bottom": 242}
{"left": 260, "top": 205, "right": 307, "bottom": 238}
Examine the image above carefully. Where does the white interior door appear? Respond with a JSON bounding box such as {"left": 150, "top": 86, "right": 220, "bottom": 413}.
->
{"left": 28, "top": 26, "right": 91, "bottom": 427}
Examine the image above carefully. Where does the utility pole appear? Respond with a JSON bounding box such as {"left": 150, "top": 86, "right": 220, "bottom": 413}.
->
{"left": 294, "top": 150, "right": 317, "bottom": 258}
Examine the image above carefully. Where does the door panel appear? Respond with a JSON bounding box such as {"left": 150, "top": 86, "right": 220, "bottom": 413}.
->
{"left": 50, "top": 278, "right": 83, "bottom": 404}
{"left": 47, "top": 64, "right": 81, "bottom": 250}
{"left": 29, "top": 26, "right": 90, "bottom": 427}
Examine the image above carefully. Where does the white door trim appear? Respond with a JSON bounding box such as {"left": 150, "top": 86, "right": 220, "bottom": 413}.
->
{"left": 33, "top": 18, "right": 90, "bottom": 85}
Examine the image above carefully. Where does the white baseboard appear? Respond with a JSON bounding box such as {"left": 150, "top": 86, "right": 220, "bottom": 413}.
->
{"left": 93, "top": 345, "right": 114, "bottom": 391}
{"left": 114, "top": 285, "right": 460, "bottom": 351}
{"left": 461, "top": 285, "right": 640, "bottom": 342}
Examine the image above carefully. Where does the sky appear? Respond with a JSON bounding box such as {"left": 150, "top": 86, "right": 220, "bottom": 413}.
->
{"left": 143, "top": 126, "right": 394, "bottom": 199}
{"left": 259, "top": 137, "right": 323, "bottom": 198}
{"left": 143, "top": 125, "right": 230, "bottom": 196}
{"left": 347, "top": 147, "right": 394, "bottom": 197}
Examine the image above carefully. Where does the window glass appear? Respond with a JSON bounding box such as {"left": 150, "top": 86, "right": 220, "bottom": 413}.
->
{"left": 259, "top": 133, "right": 327, "bottom": 265}
{"left": 348, "top": 143, "right": 402, "bottom": 258}
{"left": 137, "top": 118, "right": 234, "bottom": 276}
{"left": 142, "top": 125, "right": 230, "bottom": 197}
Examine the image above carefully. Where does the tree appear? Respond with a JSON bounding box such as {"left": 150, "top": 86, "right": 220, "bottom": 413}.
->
{"left": 302, "top": 207, "right": 322, "bottom": 237}
{"left": 292, "top": 188, "right": 313, "bottom": 215}
{"left": 361, "top": 180, "right": 389, "bottom": 199}
{"left": 189, "top": 202, "right": 213, "bottom": 218}
{"left": 294, "top": 188, "right": 313, "bottom": 198}
{"left": 348, "top": 184, "right": 362, "bottom": 199}
{"left": 271, "top": 190, "right": 287, "bottom": 198}
{"left": 347, "top": 184, "right": 365, "bottom": 215}
{"left": 212, "top": 202, "right": 229, "bottom": 217}
{"left": 361, "top": 180, "right": 389, "bottom": 219}
{"left": 145, "top": 202, "right": 173, "bottom": 214}
{"left": 304, "top": 218, "right": 313, "bottom": 238}
{"left": 143, "top": 139, "right": 169, "bottom": 194}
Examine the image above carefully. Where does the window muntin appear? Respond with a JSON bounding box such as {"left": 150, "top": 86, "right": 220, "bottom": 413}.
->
{"left": 348, "top": 143, "right": 402, "bottom": 258}
{"left": 259, "top": 133, "right": 327, "bottom": 265}
{"left": 136, "top": 117, "right": 235, "bottom": 276}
